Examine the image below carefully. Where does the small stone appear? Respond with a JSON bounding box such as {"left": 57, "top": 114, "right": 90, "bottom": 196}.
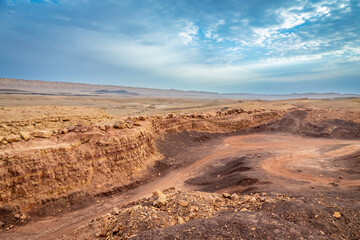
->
{"left": 152, "top": 190, "right": 167, "bottom": 207}
{"left": 333, "top": 212, "right": 341, "bottom": 218}
{"left": 0, "top": 221, "right": 4, "bottom": 227}
{"left": 223, "top": 193, "right": 231, "bottom": 199}
{"left": 230, "top": 193, "right": 239, "bottom": 200}
{"left": 33, "top": 130, "right": 53, "bottom": 138}
{"left": 178, "top": 217, "right": 185, "bottom": 224}
{"left": 251, "top": 227, "right": 256, "bottom": 231}
{"left": 133, "top": 122, "right": 142, "bottom": 127}
{"left": 61, "top": 128, "right": 69, "bottom": 134}
{"left": 178, "top": 200, "right": 188, "bottom": 207}
{"left": 95, "top": 230, "right": 107, "bottom": 237}
{"left": 240, "top": 208, "right": 248, "bottom": 211}
{"left": 113, "top": 121, "right": 126, "bottom": 129}
{"left": 184, "top": 216, "right": 190, "bottom": 222}
{"left": 113, "top": 207, "right": 120, "bottom": 215}
{"left": 6, "top": 134, "right": 21, "bottom": 143}
{"left": 20, "top": 132, "right": 31, "bottom": 141}
{"left": 14, "top": 214, "right": 21, "bottom": 219}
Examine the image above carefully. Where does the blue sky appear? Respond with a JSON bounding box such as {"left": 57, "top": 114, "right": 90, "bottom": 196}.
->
{"left": 0, "top": 0, "right": 359, "bottom": 94}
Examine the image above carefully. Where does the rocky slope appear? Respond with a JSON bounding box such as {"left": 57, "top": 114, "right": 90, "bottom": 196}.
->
{"left": 61, "top": 188, "right": 360, "bottom": 240}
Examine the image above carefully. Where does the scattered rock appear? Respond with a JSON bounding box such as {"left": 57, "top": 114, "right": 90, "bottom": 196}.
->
{"left": 14, "top": 214, "right": 21, "bottom": 219}
{"left": 0, "top": 221, "right": 4, "bottom": 227}
{"left": 178, "top": 216, "right": 185, "bottom": 224}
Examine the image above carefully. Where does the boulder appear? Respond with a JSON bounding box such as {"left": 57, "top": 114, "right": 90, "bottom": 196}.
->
{"left": 33, "top": 130, "right": 53, "bottom": 138}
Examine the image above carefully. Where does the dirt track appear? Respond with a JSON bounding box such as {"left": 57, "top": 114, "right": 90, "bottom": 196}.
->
{"left": 1, "top": 132, "right": 360, "bottom": 239}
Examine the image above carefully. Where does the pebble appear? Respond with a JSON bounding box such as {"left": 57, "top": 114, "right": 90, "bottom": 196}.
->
{"left": 223, "top": 193, "right": 231, "bottom": 199}
{"left": 178, "top": 200, "right": 188, "bottom": 207}
{"left": 333, "top": 212, "right": 341, "bottom": 219}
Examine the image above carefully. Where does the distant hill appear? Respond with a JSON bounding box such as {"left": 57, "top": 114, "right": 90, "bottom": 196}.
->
{"left": 94, "top": 89, "right": 137, "bottom": 95}
{"left": 0, "top": 77, "right": 359, "bottom": 100}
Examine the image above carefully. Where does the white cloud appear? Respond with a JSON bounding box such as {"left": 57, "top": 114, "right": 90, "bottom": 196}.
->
{"left": 204, "top": 19, "right": 226, "bottom": 42}
{"left": 250, "top": 0, "right": 351, "bottom": 47}
{"left": 178, "top": 21, "right": 199, "bottom": 45}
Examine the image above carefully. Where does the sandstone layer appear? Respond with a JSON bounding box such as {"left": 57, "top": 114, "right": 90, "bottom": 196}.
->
{"left": 0, "top": 106, "right": 285, "bottom": 220}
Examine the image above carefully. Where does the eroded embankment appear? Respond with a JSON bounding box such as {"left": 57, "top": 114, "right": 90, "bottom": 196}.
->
{"left": 0, "top": 107, "right": 283, "bottom": 226}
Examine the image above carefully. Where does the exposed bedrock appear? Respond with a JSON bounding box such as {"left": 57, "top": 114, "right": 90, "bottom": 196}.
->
{"left": 0, "top": 110, "right": 283, "bottom": 219}
{"left": 0, "top": 107, "right": 359, "bottom": 224}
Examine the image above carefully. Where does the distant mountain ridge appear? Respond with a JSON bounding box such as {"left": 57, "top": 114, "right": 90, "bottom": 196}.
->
{"left": 0, "top": 77, "right": 359, "bottom": 100}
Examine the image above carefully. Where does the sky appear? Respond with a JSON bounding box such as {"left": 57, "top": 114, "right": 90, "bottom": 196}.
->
{"left": 0, "top": 0, "right": 359, "bottom": 94}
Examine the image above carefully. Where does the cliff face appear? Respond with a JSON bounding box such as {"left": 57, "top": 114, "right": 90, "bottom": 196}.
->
{"left": 0, "top": 108, "right": 284, "bottom": 219}
{"left": 0, "top": 122, "right": 160, "bottom": 212}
